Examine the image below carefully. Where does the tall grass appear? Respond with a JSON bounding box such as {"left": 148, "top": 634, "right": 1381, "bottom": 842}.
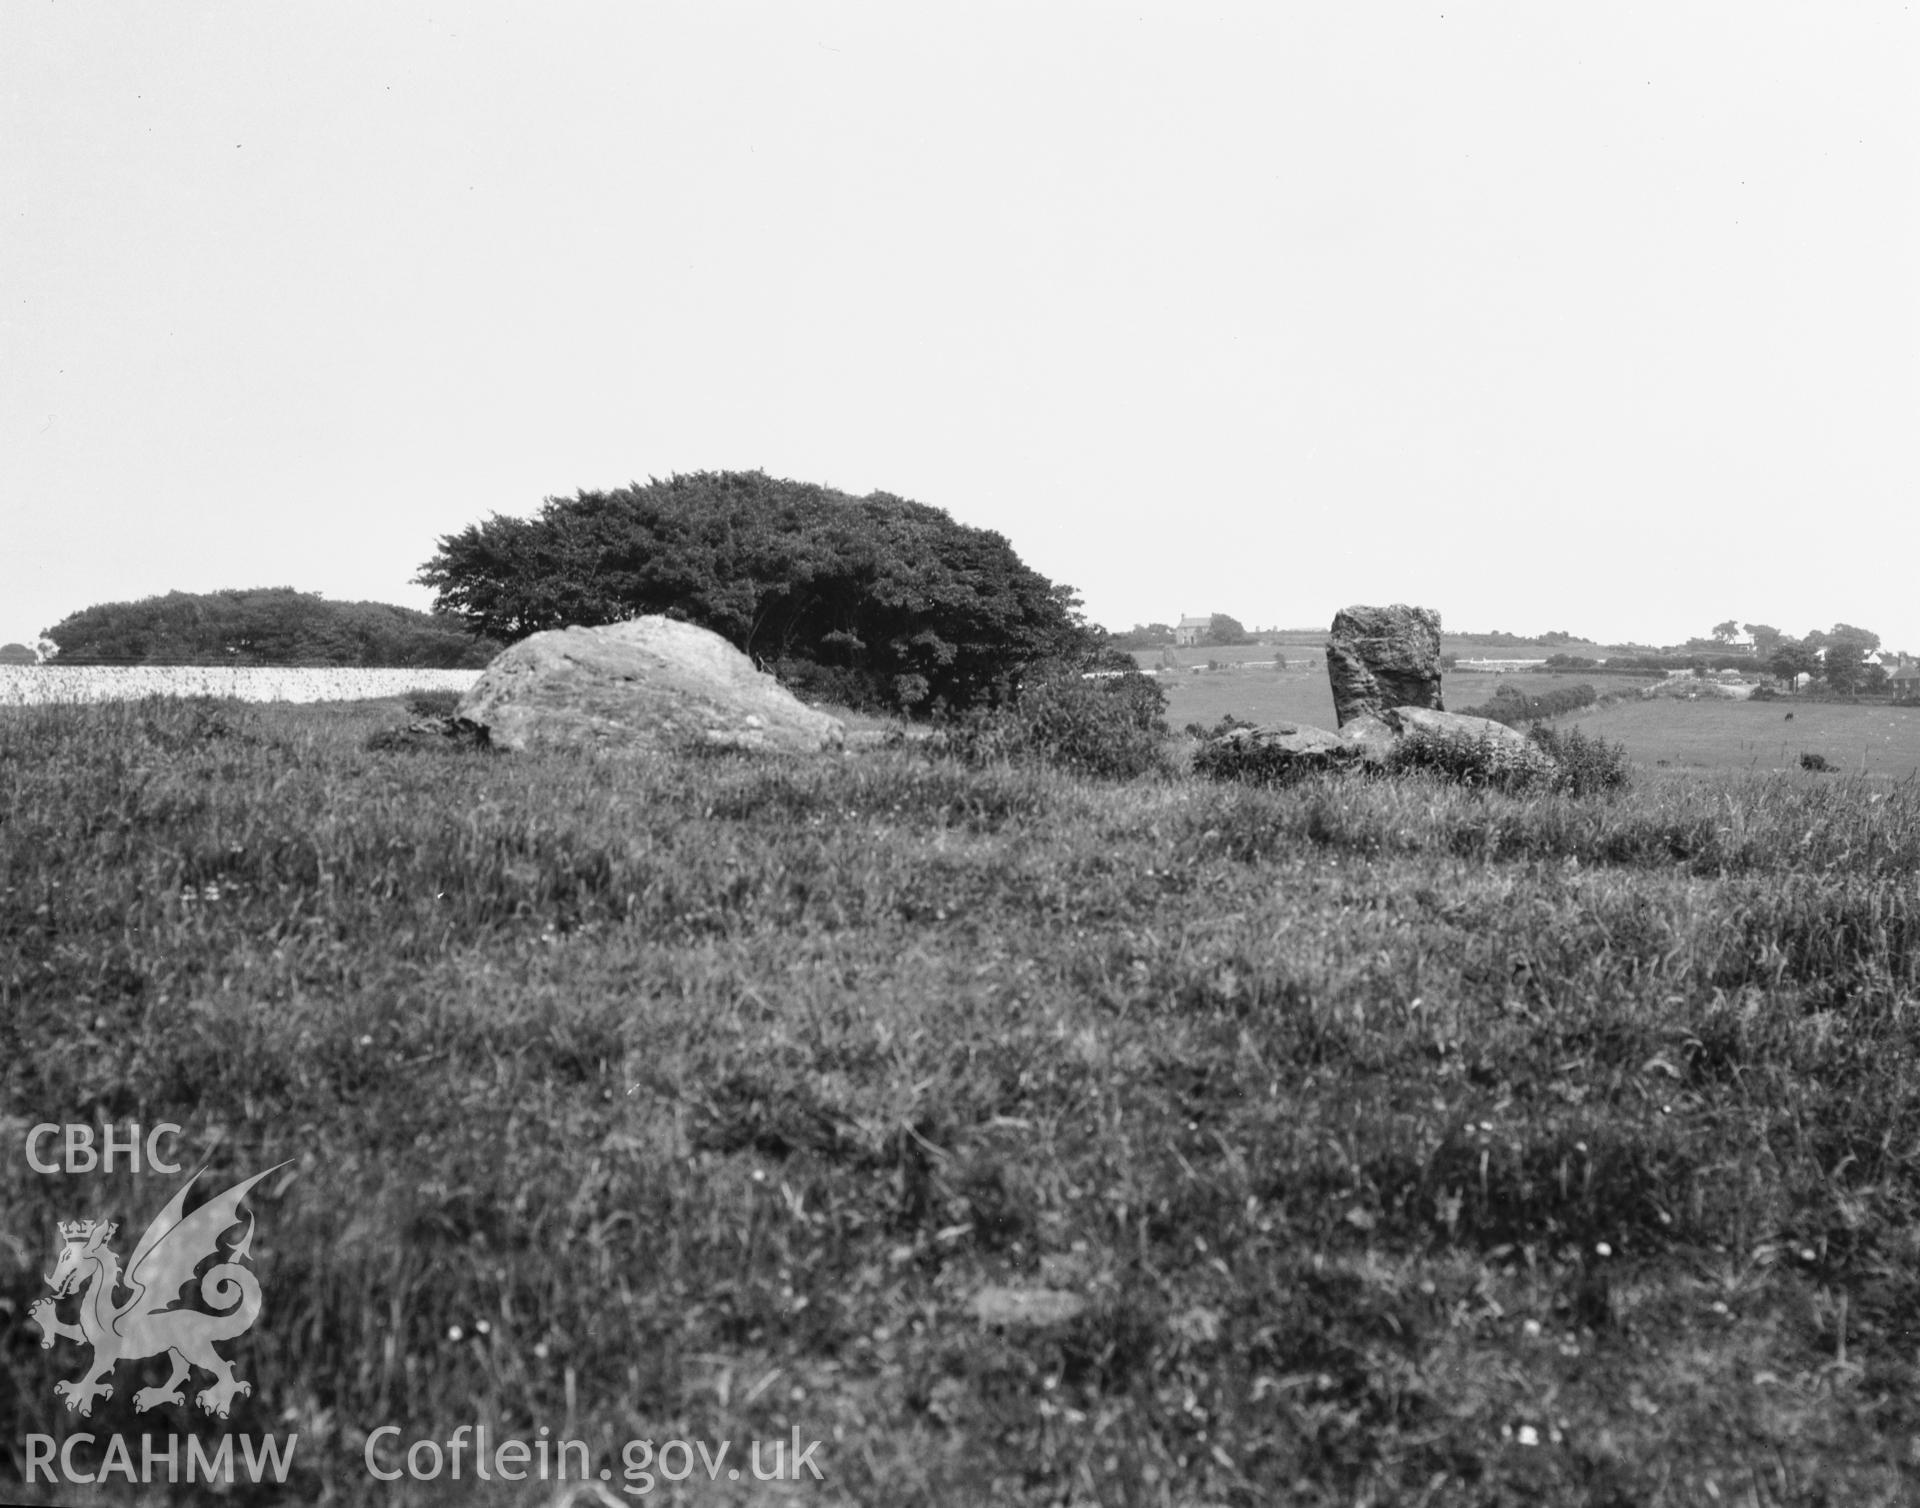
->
{"left": 5, "top": 697, "right": 1920, "bottom": 1504}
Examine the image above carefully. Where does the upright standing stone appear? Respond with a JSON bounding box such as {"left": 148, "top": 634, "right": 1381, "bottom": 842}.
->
{"left": 1326, "top": 604, "right": 1444, "bottom": 727}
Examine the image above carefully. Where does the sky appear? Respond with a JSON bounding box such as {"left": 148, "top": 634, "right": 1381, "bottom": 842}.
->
{"left": 4, "top": 3, "right": 1916, "bottom": 656}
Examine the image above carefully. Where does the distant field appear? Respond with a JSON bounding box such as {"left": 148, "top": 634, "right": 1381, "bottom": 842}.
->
{"left": 1568, "top": 697, "right": 1920, "bottom": 781}
{"left": 1153, "top": 665, "right": 1531, "bottom": 733}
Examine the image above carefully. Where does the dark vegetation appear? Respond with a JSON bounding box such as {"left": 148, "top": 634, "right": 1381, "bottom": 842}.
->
{"left": 1376, "top": 725, "right": 1628, "bottom": 797}
{"left": 1460, "top": 682, "right": 1607, "bottom": 726}
{"left": 41, "top": 588, "right": 499, "bottom": 668}
{"left": 928, "top": 670, "right": 1173, "bottom": 781}
{"left": 417, "top": 470, "right": 1112, "bottom": 715}
{"left": 1452, "top": 629, "right": 1591, "bottom": 648}
{"left": 1569, "top": 652, "right": 1754, "bottom": 676}
{"left": 1199, "top": 613, "right": 1255, "bottom": 647}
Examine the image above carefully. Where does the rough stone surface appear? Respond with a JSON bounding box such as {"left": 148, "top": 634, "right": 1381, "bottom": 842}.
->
{"left": 1385, "top": 706, "right": 1558, "bottom": 780}
{"left": 455, "top": 617, "right": 846, "bottom": 754}
{"left": 1189, "top": 721, "right": 1377, "bottom": 784}
{"left": 1333, "top": 712, "right": 1399, "bottom": 763}
{"left": 1327, "top": 604, "right": 1444, "bottom": 727}
{"left": 1191, "top": 705, "right": 1564, "bottom": 788}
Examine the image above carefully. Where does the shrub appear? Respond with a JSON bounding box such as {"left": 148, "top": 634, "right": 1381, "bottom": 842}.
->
{"left": 1188, "top": 730, "right": 1352, "bottom": 787}
{"left": 932, "top": 672, "right": 1172, "bottom": 780}
{"left": 1384, "top": 726, "right": 1556, "bottom": 792}
{"left": 1526, "top": 723, "right": 1633, "bottom": 795}
{"left": 405, "top": 688, "right": 464, "bottom": 719}
{"left": 1185, "top": 712, "right": 1256, "bottom": 740}
{"left": 770, "top": 657, "right": 895, "bottom": 713}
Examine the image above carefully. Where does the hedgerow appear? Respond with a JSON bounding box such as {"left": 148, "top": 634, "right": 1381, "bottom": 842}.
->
{"left": 1459, "top": 681, "right": 1601, "bottom": 727}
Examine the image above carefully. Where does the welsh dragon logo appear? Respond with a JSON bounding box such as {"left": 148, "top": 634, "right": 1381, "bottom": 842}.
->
{"left": 28, "top": 1163, "right": 286, "bottom": 1419}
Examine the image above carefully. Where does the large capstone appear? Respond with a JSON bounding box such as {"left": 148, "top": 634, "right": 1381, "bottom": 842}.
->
{"left": 1327, "top": 604, "right": 1444, "bottom": 727}
{"left": 455, "top": 617, "right": 846, "bottom": 754}
{"left": 1384, "top": 706, "right": 1558, "bottom": 782}
{"left": 1189, "top": 720, "right": 1387, "bottom": 785}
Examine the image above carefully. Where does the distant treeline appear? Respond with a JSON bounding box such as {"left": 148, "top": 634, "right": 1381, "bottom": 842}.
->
{"left": 1541, "top": 652, "right": 1753, "bottom": 675}
{"left": 42, "top": 588, "right": 500, "bottom": 668}
{"left": 1452, "top": 630, "right": 1592, "bottom": 648}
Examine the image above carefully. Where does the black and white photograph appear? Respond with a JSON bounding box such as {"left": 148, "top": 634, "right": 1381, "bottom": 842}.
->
{"left": 3, "top": 4, "right": 1917, "bottom": 1503}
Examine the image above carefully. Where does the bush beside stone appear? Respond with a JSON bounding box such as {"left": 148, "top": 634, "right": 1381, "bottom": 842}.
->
{"left": 931, "top": 673, "right": 1173, "bottom": 780}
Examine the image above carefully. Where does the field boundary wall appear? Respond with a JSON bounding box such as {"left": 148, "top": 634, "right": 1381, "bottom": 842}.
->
{"left": 0, "top": 666, "right": 482, "bottom": 706}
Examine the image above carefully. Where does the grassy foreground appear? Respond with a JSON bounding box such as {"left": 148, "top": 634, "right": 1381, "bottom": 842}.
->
{"left": 5, "top": 697, "right": 1920, "bottom": 1505}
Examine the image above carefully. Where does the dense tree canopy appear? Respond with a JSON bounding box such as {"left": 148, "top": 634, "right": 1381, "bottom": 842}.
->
{"left": 417, "top": 471, "right": 1108, "bottom": 711}
{"left": 1768, "top": 638, "right": 1822, "bottom": 689}
{"left": 42, "top": 589, "right": 500, "bottom": 667}
{"left": 1822, "top": 639, "right": 1866, "bottom": 692}
{"left": 1201, "top": 613, "right": 1254, "bottom": 647}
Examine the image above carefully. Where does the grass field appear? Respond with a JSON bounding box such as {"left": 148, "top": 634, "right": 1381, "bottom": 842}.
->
{"left": 6, "top": 695, "right": 1920, "bottom": 1504}
{"left": 1564, "top": 699, "right": 1920, "bottom": 783}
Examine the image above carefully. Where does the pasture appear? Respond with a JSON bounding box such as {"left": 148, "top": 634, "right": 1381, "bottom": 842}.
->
{"left": 5, "top": 695, "right": 1920, "bottom": 1504}
{"left": 1566, "top": 697, "right": 1920, "bottom": 783}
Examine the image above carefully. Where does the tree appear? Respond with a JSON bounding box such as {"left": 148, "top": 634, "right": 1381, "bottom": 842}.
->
{"left": 0, "top": 642, "right": 37, "bottom": 665}
{"left": 1822, "top": 639, "right": 1865, "bottom": 693}
{"left": 1712, "top": 620, "right": 1739, "bottom": 643}
{"left": 1768, "top": 637, "right": 1821, "bottom": 691}
{"left": 1826, "top": 622, "right": 1881, "bottom": 656}
{"left": 1743, "top": 623, "right": 1782, "bottom": 657}
{"left": 417, "top": 471, "right": 1099, "bottom": 713}
{"left": 42, "top": 589, "right": 499, "bottom": 667}
{"left": 1200, "top": 613, "right": 1253, "bottom": 647}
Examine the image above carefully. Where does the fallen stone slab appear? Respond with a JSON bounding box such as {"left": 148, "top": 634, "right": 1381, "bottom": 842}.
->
{"left": 1190, "top": 721, "right": 1376, "bottom": 784}
{"left": 1384, "top": 705, "right": 1558, "bottom": 782}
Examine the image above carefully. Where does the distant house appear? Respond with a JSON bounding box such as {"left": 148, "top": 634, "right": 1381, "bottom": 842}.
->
{"left": 1891, "top": 663, "right": 1920, "bottom": 697}
{"left": 1173, "top": 615, "right": 1213, "bottom": 647}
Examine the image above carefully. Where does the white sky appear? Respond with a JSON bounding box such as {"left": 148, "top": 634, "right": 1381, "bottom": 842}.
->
{"left": 4, "top": 4, "right": 1915, "bottom": 654}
